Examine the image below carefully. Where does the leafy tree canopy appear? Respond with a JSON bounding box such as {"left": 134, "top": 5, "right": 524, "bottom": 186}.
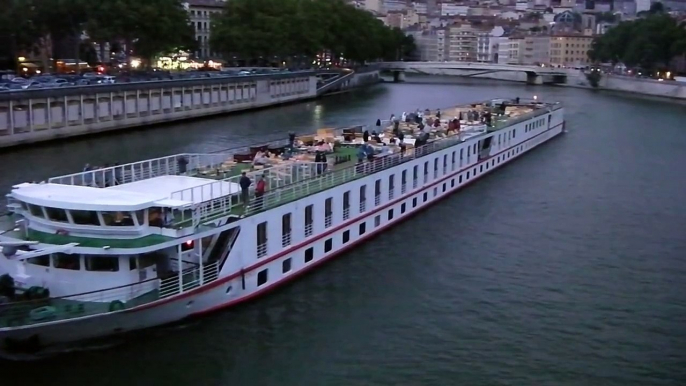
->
{"left": 588, "top": 13, "right": 686, "bottom": 71}
{"left": 2, "top": 0, "right": 196, "bottom": 68}
{"left": 210, "top": 0, "right": 416, "bottom": 65}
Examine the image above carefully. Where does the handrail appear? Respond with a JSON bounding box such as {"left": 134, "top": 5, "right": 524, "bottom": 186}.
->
{"left": 0, "top": 261, "right": 222, "bottom": 328}
{"left": 243, "top": 102, "right": 561, "bottom": 217}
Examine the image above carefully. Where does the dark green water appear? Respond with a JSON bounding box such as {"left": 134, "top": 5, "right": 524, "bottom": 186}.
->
{"left": 2, "top": 78, "right": 685, "bottom": 385}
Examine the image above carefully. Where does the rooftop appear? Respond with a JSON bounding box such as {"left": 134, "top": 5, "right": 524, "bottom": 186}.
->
{"left": 11, "top": 175, "right": 241, "bottom": 212}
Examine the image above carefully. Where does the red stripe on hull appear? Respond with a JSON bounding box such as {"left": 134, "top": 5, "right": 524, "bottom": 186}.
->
{"left": 131, "top": 121, "right": 564, "bottom": 314}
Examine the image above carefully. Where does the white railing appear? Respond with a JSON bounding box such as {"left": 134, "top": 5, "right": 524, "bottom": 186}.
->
{"left": 257, "top": 242, "right": 268, "bottom": 258}
{"left": 48, "top": 153, "right": 227, "bottom": 187}
{"left": 305, "top": 223, "right": 313, "bottom": 237}
{"left": 413, "top": 178, "right": 418, "bottom": 189}
{"left": 159, "top": 260, "right": 220, "bottom": 299}
{"left": 359, "top": 200, "right": 366, "bottom": 213}
{"left": 325, "top": 214, "right": 332, "bottom": 228}
{"left": 208, "top": 102, "right": 563, "bottom": 220}
{"left": 173, "top": 161, "right": 329, "bottom": 227}
{"left": 282, "top": 232, "right": 291, "bottom": 247}
{"left": 401, "top": 183, "right": 407, "bottom": 194}
{"left": 389, "top": 188, "right": 395, "bottom": 200}
{"left": 374, "top": 194, "right": 381, "bottom": 206}
{"left": 343, "top": 207, "right": 350, "bottom": 220}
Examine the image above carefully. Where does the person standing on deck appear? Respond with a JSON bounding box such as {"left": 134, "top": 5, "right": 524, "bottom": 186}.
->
{"left": 363, "top": 129, "right": 370, "bottom": 143}
{"left": 255, "top": 176, "right": 266, "bottom": 210}
{"left": 239, "top": 172, "right": 252, "bottom": 210}
{"left": 177, "top": 156, "right": 189, "bottom": 175}
{"left": 288, "top": 132, "right": 296, "bottom": 149}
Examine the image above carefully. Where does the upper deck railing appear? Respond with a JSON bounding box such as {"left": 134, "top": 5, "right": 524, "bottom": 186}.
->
{"left": 241, "top": 101, "right": 562, "bottom": 217}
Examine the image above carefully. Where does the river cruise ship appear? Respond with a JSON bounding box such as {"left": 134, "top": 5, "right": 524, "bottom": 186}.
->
{"left": 0, "top": 98, "right": 564, "bottom": 355}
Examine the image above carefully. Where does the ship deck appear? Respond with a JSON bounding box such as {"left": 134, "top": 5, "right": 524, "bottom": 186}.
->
{"left": 9, "top": 99, "right": 561, "bottom": 249}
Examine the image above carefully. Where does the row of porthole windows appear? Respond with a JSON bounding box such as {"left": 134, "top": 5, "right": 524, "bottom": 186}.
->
{"left": 255, "top": 130, "right": 525, "bottom": 258}
{"left": 251, "top": 126, "right": 553, "bottom": 288}
{"left": 525, "top": 117, "right": 546, "bottom": 133}
{"left": 251, "top": 143, "right": 530, "bottom": 288}
{"left": 18, "top": 202, "right": 185, "bottom": 228}
{"left": 26, "top": 253, "right": 157, "bottom": 272}
{"left": 254, "top": 117, "right": 557, "bottom": 260}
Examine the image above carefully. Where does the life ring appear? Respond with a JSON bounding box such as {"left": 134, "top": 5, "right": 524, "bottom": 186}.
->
{"left": 108, "top": 300, "right": 125, "bottom": 312}
{"left": 55, "top": 229, "right": 69, "bottom": 236}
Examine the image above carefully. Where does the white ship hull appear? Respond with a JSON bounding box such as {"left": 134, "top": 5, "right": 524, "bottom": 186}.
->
{"left": 0, "top": 107, "right": 565, "bottom": 355}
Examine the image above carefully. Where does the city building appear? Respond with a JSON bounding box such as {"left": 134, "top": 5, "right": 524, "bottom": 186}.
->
{"left": 634, "top": 0, "right": 652, "bottom": 12}
{"left": 184, "top": 0, "right": 227, "bottom": 59}
{"left": 549, "top": 34, "right": 593, "bottom": 66}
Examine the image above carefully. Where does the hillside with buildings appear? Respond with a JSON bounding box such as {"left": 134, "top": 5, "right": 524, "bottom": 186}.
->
{"left": 345, "top": 0, "right": 686, "bottom": 71}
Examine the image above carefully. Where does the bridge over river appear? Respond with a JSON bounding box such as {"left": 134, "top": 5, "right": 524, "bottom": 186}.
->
{"left": 379, "top": 61, "right": 568, "bottom": 84}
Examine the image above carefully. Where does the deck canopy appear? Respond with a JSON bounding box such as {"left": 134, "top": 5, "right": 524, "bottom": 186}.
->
{"left": 11, "top": 175, "right": 240, "bottom": 212}
{"left": 12, "top": 183, "right": 167, "bottom": 211}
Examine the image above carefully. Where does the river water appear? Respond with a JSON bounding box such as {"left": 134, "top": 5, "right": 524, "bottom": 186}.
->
{"left": 2, "top": 77, "right": 686, "bottom": 385}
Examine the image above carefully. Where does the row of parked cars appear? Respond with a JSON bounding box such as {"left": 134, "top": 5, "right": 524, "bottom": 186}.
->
{"left": 0, "top": 67, "right": 298, "bottom": 93}
{"left": 0, "top": 73, "right": 116, "bottom": 92}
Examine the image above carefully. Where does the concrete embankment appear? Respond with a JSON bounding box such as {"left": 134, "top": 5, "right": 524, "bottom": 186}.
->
{"left": 0, "top": 70, "right": 380, "bottom": 149}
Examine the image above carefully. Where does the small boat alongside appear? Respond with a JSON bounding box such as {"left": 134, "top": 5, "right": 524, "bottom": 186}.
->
{"left": 0, "top": 97, "right": 565, "bottom": 356}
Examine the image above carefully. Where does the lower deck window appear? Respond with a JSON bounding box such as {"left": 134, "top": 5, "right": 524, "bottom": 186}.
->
{"left": 54, "top": 253, "right": 81, "bottom": 270}
{"left": 85, "top": 256, "right": 120, "bottom": 272}
{"left": 257, "top": 269, "right": 268, "bottom": 286}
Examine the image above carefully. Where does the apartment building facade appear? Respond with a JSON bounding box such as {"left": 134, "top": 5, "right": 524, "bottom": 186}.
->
{"left": 185, "top": 0, "right": 226, "bottom": 59}
{"left": 549, "top": 34, "right": 593, "bottom": 66}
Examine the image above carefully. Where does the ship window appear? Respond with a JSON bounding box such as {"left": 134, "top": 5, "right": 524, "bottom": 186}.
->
{"left": 460, "top": 149, "right": 464, "bottom": 159}
{"left": 257, "top": 269, "right": 268, "bottom": 286}
{"left": 433, "top": 187, "right": 438, "bottom": 196}
{"left": 27, "top": 204, "right": 44, "bottom": 218}
{"left": 443, "top": 154, "right": 448, "bottom": 168}
{"left": 413, "top": 165, "right": 418, "bottom": 180}
{"left": 424, "top": 161, "right": 429, "bottom": 175}
{"left": 459, "top": 175, "right": 463, "bottom": 183}
{"left": 282, "top": 258, "right": 292, "bottom": 273}
{"left": 257, "top": 222, "right": 268, "bottom": 258}
{"left": 452, "top": 152, "right": 456, "bottom": 165}
{"left": 374, "top": 215, "right": 381, "bottom": 227}
{"left": 45, "top": 207, "right": 68, "bottom": 223}
{"left": 134, "top": 210, "right": 146, "bottom": 226}
{"left": 359, "top": 185, "right": 366, "bottom": 203}
{"left": 389, "top": 174, "right": 395, "bottom": 190}
{"left": 401, "top": 170, "right": 407, "bottom": 185}
{"left": 466, "top": 171, "right": 470, "bottom": 179}
{"left": 325, "top": 238, "right": 332, "bottom": 252}
{"left": 423, "top": 192, "right": 428, "bottom": 202}
{"left": 413, "top": 197, "right": 417, "bottom": 207}
{"left": 434, "top": 158, "right": 438, "bottom": 171}
{"left": 129, "top": 256, "right": 137, "bottom": 270}
{"left": 85, "top": 255, "right": 120, "bottom": 272}
{"left": 305, "top": 247, "right": 314, "bottom": 262}
{"left": 53, "top": 253, "right": 80, "bottom": 270}
{"left": 27, "top": 256, "right": 50, "bottom": 267}
{"left": 342, "top": 230, "right": 350, "bottom": 244}
{"left": 443, "top": 183, "right": 446, "bottom": 192}
{"left": 480, "top": 165, "right": 483, "bottom": 173}
{"left": 282, "top": 213, "right": 291, "bottom": 247}
{"left": 70, "top": 210, "right": 101, "bottom": 226}
{"left": 343, "top": 191, "right": 350, "bottom": 215}
{"left": 401, "top": 203, "right": 406, "bottom": 214}
{"left": 374, "top": 179, "right": 381, "bottom": 197}
{"left": 388, "top": 209, "right": 394, "bottom": 220}
{"left": 304, "top": 205, "right": 313, "bottom": 237}
{"left": 102, "top": 211, "right": 134, "bottom": 226}
{"left": 451, "top": 179, "right": 455, "bottom": 188}
{"left": 325, "top": 198, "right": 333, "bottom": 228}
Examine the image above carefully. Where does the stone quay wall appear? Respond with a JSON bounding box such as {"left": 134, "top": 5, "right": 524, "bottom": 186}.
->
{"left": 0, "top": 72, "right": 318, "bottom": 149}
